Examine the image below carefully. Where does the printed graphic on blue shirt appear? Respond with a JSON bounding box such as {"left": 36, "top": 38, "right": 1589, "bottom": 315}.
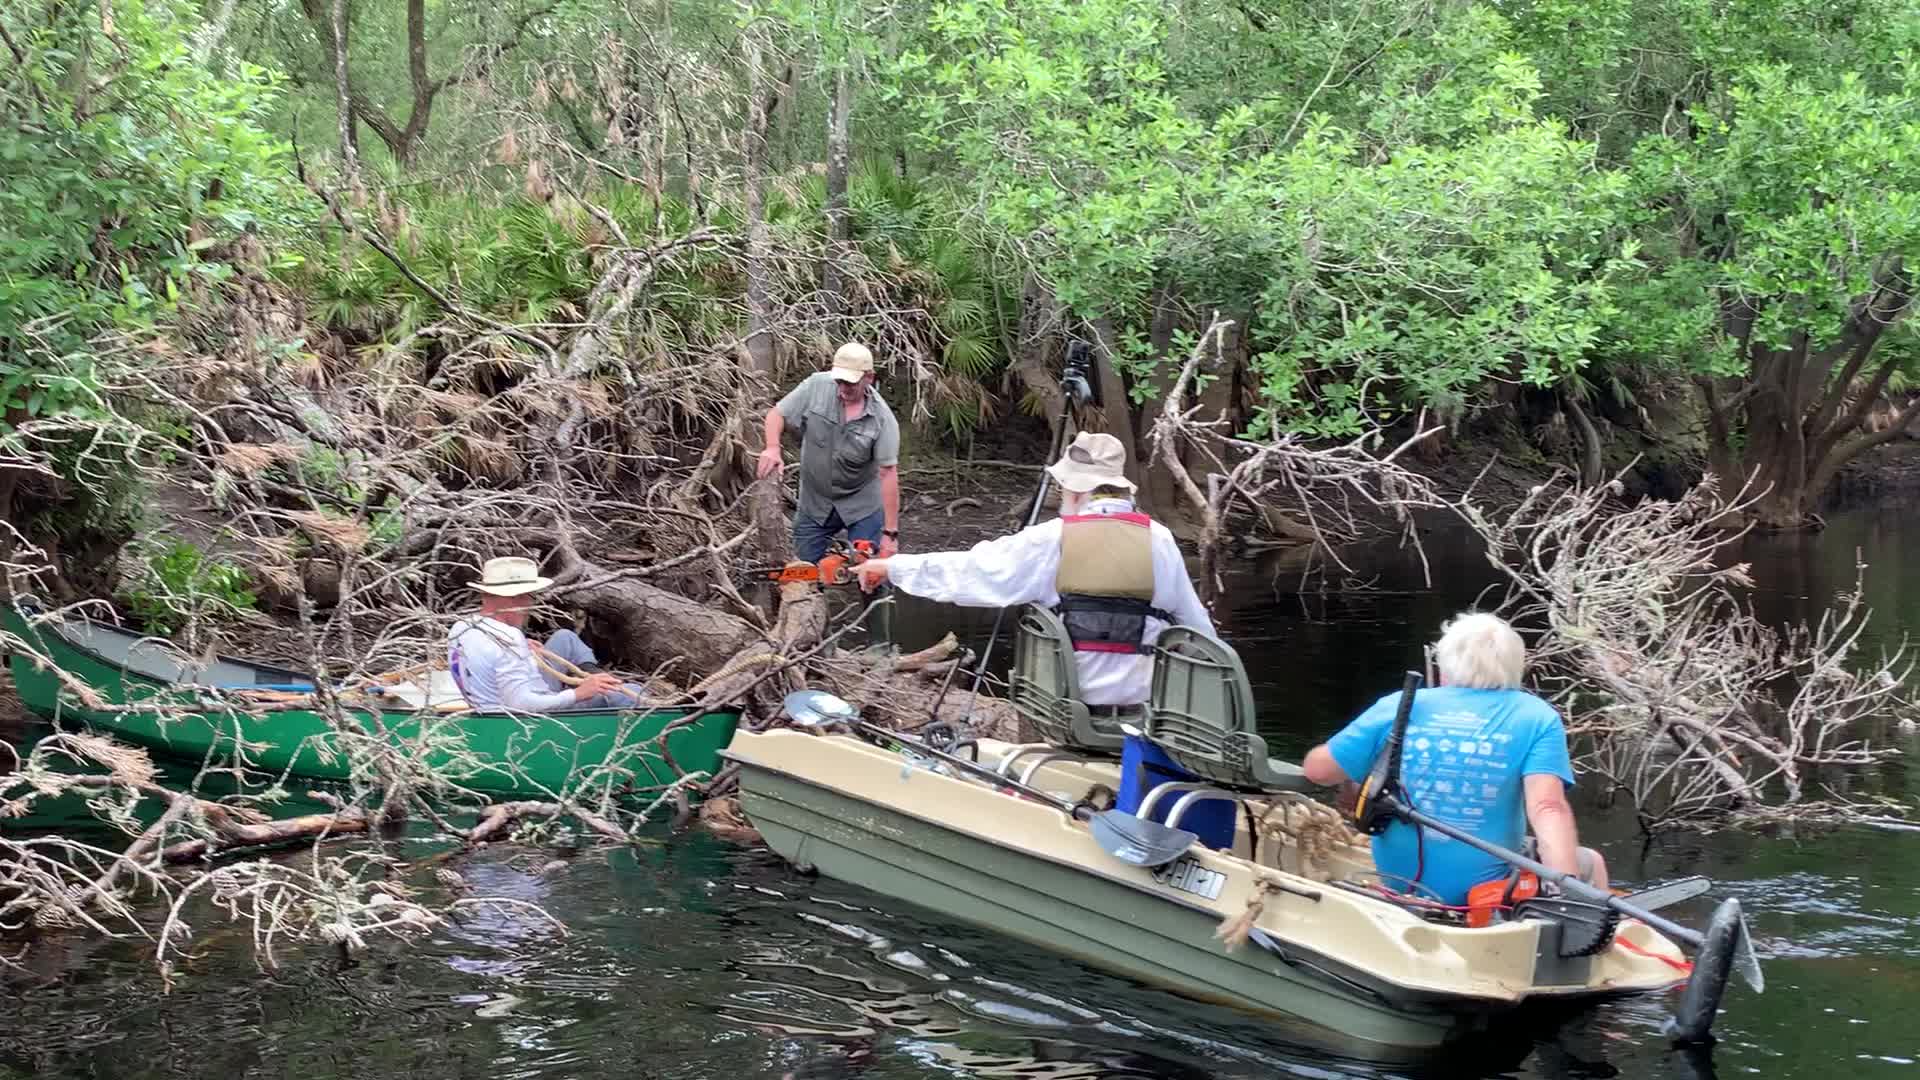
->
{"left": 1326, "top": 686, "right": 1573, "bottom": 905}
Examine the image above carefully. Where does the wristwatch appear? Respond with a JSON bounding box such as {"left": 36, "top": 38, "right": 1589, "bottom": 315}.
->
{"left": 882, "top": 528, "right": 900, "bottom": 539}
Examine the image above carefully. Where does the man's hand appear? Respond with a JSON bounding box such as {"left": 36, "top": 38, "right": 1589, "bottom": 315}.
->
{"left": 878, "top": 533, "right": 898, "bottom": 558}
{"left": 854, "top": 558, "right": 891, "bottom": 592}
{"left": 574, "top": 672, "right": 624, "bottom": 700}
{"left": 755, "top": 446, "right": 784, "bottom": 479}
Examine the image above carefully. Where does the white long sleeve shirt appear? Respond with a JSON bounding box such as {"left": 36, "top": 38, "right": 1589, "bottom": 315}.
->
{"left": 885, "top": 499, "right": 1217, "bottom": 705}
{"left": 448, "top": 617, "right": 577, "bottom": 712}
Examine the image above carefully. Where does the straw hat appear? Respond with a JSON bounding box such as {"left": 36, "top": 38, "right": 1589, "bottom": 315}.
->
{"left": 467, "top": 556, "right": 552, "bottom": 597}
{"left": 830, "top": 342, "right": 875, "bottom": 383}
{"left": 1046, "top": 431, "right": 1136, "bottom": 493}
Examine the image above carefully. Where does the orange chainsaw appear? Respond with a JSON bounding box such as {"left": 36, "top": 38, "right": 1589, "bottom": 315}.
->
{"left": 769, "top": 538, "right": 875, "bottom": 587}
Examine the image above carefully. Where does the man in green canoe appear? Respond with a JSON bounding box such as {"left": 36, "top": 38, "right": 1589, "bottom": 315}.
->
{"left": 447, "top": 556, "right": 639, "bottom": 712}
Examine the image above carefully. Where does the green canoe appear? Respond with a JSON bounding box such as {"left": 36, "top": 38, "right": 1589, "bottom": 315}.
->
{"left": 1, "top": 603, "right": 738, "bottom": 798}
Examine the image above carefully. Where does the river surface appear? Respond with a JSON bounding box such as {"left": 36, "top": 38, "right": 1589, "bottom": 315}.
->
{"left": 5, "top": 507, "right": 1920, "bottom": 1079}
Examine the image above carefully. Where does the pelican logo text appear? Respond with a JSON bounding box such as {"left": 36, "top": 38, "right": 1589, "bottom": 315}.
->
{"left": 1151, "top": 857, "right": 1225, "bottom": 900}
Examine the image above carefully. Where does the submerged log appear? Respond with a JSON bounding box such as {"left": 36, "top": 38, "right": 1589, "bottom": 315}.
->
{"left": 159, "top": 797, "right": 375, "bottom": 862}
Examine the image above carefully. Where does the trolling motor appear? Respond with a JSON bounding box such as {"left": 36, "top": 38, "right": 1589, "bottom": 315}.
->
{"left": 1351, "top": 671, "right": 1422, "bottom": 836}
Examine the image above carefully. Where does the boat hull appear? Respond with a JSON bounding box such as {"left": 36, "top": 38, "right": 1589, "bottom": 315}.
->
{"left": 4, "top": 606, "right": 737, "bottom": 797}
{"left": 725, "top": 730, "right": 1688, "bottom": 1053}
{"left": 742, "top": 764, "right": 1470, "bottom": 1050}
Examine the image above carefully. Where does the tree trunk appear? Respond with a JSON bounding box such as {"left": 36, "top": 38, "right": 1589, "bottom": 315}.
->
{"left": 393, "top": 0, "right": 431, "bottom": 168}
{"left": 740, "top": 11, "right": 775, "bottom": 376}
{"left": 1137, "top": 285, "right": 1203, "bottom": 532}
{"left": 326, "top": 0, "right": 360, "bottom": 187}
{"left": 0, "top": 468, "right": 19, "bottom": 570}
{"left": 741, "top": 409, "right": 791, "bottom": 561}
{"left": 556, "top": 562, "right": 762, "bottom": 678}
{"left": 738, "top": 10, "right": 786, "bottom": 560}
{"left": 1564, "top": 390, "right": 1604, "bottom": 488}
{"left": 192, "top": 0, "right": 243, "bottom": 63}
{"left": 1088, "top": 318, "right": 1141, "bottom": 488}
{"left": 1697, "top": 268, "right": 1916, "bottom": 528}
{"left": 1009, "top": 277, "right": 1066, "bottom": 423}
{"left": 301, "top": 0, "right": 544, "bottom": 170}
{"left": 820, "top": 65, "right": 854, "bottom": 330}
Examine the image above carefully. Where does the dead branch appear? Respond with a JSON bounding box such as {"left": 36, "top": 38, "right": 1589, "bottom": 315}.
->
{"left": 1459, "top": 471, "right": 1913, "bottom": 832}
{"left": 1146, "top": 314, "right": 1452, "bottom": 600}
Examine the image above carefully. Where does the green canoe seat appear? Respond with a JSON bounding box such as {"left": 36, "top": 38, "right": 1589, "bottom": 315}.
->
{"left": 998, "top": 606, "right": 1131, "bottom": 784}
{"left": 1140, "top": 627, "right": 1313, "bottom": 831}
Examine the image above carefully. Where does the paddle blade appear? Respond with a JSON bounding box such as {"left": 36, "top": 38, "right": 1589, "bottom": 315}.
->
{"left": 1732, "top": 907, "right": 1765, "bottom": 994}
{"left": 1087, "top": 810, "right": 1197, "bottom": 867}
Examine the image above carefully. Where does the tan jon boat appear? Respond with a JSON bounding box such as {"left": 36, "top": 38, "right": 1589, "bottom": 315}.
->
{"left": 723, "top": 728, "right": 1693, "bottom": 1054}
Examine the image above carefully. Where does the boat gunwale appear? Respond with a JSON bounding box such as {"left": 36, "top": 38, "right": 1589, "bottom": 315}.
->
{"left": 8, "top": 602, "right": 726, "bottom": 723}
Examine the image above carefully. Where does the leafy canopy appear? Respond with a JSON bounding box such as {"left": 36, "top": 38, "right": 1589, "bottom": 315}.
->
{"left": 0, "top": 0, "right": 304, "bottom": 429}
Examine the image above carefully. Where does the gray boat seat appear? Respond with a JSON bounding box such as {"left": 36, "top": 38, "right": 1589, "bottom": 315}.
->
{"left": 1141, "top": 627, "right": 1312, "bottom": 828}
{"left": 999, "top": 605, "right": 1128, "bottom": 782}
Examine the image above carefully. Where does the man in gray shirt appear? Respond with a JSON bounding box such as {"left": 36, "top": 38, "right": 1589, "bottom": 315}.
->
{"left": 757, "top": 342, "right": 902, "bottom": 561}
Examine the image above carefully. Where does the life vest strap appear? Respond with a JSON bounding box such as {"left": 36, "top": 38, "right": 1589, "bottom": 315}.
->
{"left": 1055, "top": 593, "right": 1177, "bottom": 655}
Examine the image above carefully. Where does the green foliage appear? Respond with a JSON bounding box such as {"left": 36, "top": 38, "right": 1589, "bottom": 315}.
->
{"left": 1245, "top": 116, "right": 1634, "bottom": 437}
{"left": 891, "top": 0, "right": 1225, "bottom": 315}
{"left": 890, "top": 0, "right": 1920, "bottom": 461}
{"left": 844, "top": 161, "right": 1015, "bottom": 437}
{"left": 0, "top": 0, "right": 306, "bottom": 430}
{"left": 122, "top": 540, "right": 257, "bottom": 637}
{"left": 894, "top": 0, "right": 1633, "bottom": 436}
{"left": 1614, "top": 59, "right": 1920, "bottom": 373}
{"left": 0, "top": 0, "right": 1908, "bottom": 527}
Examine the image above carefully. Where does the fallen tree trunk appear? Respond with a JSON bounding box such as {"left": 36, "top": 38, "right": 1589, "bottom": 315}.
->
{"left": 462, "top": 798, "right": 633, "bottom": 846}
{"left": 553, "top": 555, "right": 764, "bottom": 677}
{"left": 160, "top": 801, "right": 376, "bottom": 862}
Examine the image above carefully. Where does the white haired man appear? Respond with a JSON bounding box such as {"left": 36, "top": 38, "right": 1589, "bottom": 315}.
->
{"left": 852, "top": 431, "right": 1213, "bottom": 709}
{"left": 1302, "top": 612, "right": 1607, "bottom": 905}
{"left": 758, "top": 342, "right": 902, "bottom": 562}
{"left": 447, "top": 557, "right": 637, "bottom": 712}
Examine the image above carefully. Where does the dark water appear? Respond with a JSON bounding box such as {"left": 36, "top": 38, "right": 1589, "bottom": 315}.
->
{"left": 6, "top": 509, "right": 1920, "bottom": 1079}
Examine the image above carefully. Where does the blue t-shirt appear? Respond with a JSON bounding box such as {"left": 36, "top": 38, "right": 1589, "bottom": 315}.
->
{"left": 1327, "top": 686, "right": 1574, "bottom": 906}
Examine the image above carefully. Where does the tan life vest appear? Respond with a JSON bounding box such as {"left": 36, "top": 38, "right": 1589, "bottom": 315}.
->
{"left": 1053, "top": 512, "right": 1173, "bottom": 654}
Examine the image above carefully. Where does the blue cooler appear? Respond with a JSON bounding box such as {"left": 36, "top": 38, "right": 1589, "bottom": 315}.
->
{"left": 1115, "top": 733, "right": 1237, "bottom": 850}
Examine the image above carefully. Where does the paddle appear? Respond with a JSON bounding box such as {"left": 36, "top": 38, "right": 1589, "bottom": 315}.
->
{"left": 783, "top": 689, "right": 1197, "bottom": 868}
{"left": 1347, "top": 672, "right": 1765, "bottom": 998}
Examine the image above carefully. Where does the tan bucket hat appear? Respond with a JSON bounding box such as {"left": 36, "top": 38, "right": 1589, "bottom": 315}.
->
{"left": 1046, "top": 431, "right": 1136, "bottom": 493}
{"left": 467, "top": 556, "right": 553, "bottom": 597}
{"left": 830, "top": 342, "right": 875, "bottom": 383}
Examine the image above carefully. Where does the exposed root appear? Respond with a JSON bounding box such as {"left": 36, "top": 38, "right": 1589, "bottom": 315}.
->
{"left": 696, "top": 795, "right": 762, "bottom": 845}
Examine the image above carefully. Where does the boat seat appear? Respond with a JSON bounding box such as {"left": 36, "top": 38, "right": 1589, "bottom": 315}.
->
{"left": 1141, "top": 627, "right": 1312, "bottom": 828}
{"left": 999, "top": 605, "right": 1128, "bottom": 781}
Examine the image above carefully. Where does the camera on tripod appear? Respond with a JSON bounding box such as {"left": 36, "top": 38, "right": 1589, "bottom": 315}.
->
{"left": 1062, "top": 340, "right": 1100, "bottom": 408}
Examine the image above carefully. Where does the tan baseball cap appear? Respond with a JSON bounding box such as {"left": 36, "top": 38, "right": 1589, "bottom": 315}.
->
{"left": 830, "top": 342, "right": 874, "bottom": 383}
{"left": 1046, "top": 431, "right": 1136, "bottom": 493}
